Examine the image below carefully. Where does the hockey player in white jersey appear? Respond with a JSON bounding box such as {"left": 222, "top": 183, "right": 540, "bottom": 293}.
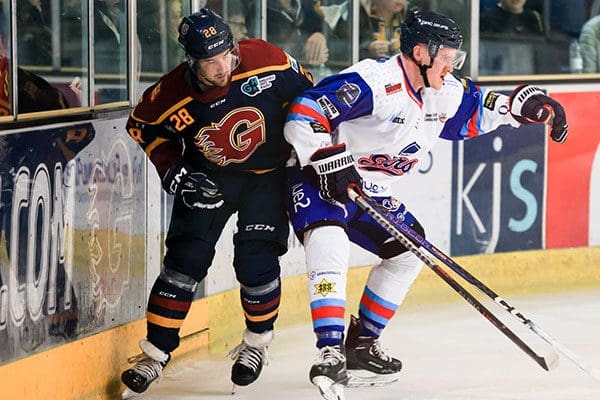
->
{"left": 284, "top": 9, "right": 568, "bottom": 400}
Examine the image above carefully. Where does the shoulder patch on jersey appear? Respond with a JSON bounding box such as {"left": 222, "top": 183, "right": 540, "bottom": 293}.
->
{"left": 309, "top": 122, "right": 329, "bottom": 133}
{"left": 483, "top": 91, "right": 500, "bottom": 111}
{"left": 316, "top": 96, "right": 340, "bottom": 119}
{"left": 460, "top": 77, "right": 473, "bottom": 93}
{"left": 335, "top": 82, "right": 361, "bottom": 106}
{"left": 288, "top": 54, "right": 299, "bottom": 73}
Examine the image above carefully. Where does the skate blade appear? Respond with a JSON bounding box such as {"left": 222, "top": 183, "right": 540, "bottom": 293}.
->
{"left": 312, "top": 376, "right": 346, "bottom": 400}
{"left": 347, "top": 370, "right": 399, "bottom": 388}
{"left": 121, "top": 388, "right": 138, "bottom": 399}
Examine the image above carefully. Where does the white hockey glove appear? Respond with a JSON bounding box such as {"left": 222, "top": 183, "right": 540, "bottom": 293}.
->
{"left": 162, "top": 162, "right": 224, "bottom": 209}
{"left": 509, "top": 85, "right": 568, "bottom": 143}
{"left": 310, "top": 144, "right": 362, "bottom": 203}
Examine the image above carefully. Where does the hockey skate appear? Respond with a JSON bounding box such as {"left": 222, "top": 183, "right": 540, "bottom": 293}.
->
{"left": 309, "top": 345, "right": 349, "bottom": 400}
{"left": 229, "top": 329, "right": 272, "bottom": 391}
{"left": 345, "top": 315, "right": 402, "bottom": 388}
{"left": 121, "top": 340, "right": 170, "bottom": 399}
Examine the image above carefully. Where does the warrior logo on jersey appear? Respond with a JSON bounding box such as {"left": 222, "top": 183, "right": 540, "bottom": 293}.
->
{"left": 357, "top": 154, "right": 419, "bottom": 176}
{"left": 194, "top": 107, "right": 266, "bottom": 166}
{"left": 241, "top": 75, "right": 276, "bottom": 97}
{"left": 335, "top": 82, "right": 361, "bottom": 106}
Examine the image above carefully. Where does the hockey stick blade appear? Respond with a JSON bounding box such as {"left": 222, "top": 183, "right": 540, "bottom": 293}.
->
{"left": 346, "top": 186, "right": 559, "bottom": 372}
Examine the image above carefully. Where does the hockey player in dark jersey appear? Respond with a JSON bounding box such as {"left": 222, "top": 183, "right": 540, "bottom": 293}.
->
{"left": 120, "top": 8, "right": 313, "bottom": 397}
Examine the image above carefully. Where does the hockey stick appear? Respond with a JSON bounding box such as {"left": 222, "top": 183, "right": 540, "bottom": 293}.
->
{"left": 348, "top": 186, "right": 600, "bottom": 381}
{"left": 346, "top": 185, "right": 559, "bottom": 372}
{"left": 347, "top": 186, "right": 600, "bottom": 382}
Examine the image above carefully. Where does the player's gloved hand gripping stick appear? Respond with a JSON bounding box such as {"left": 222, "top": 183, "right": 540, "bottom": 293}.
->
{"left": 347, "top": 184, "right": 600, "bottom": 381}
{"left": 310, "top": 143, "right": 362, "bottom": 203}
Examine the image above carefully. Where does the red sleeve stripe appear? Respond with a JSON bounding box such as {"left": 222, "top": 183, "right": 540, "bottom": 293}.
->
{"left": 287, "top": 102, "right": 331, "bottom": 132}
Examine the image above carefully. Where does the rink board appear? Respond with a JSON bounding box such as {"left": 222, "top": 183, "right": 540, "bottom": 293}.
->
{"left": 1, "top": 246, "right": 598, "bottom": 400}
{"left": 0, "top": 89, "right": 597, "bottom": 399}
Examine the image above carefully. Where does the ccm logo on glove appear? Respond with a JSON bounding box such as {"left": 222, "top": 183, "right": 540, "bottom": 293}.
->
{"left": 162, "top": 162, "right": 224, "bottom": 209}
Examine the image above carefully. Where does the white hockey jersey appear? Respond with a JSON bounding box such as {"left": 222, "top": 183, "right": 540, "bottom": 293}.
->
{"left": 284, "top": 55, "right": 520, "bottom": 196}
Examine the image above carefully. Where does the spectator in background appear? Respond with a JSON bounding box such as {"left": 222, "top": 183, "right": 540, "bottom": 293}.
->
{"left": 0, "top": 0, "right": 7, "bottom": 115}
{"left": 17, "top": 0, "right": 52, "bottom": 66}
{"left": 267, "top": 0, "right": 329, "bottom": 67}
{"left": 95, "top": 0, "right": 123, "bottom": 75}
{"left": 480, "top": 0, "right": 544, "bottom": 36}
{"left": 167, "top": 0, "right": 186, "bottom": 69}
{"left": 359, "top": 0, "right": 408, "bottom": 59}
{"left": 226, "top": 2, "right": 249, "bottom": 41}
{"left": 580, "top": 14, "right": 600, "bottom": 72}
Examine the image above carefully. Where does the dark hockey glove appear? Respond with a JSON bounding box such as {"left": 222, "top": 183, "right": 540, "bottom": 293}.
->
{"left": 310, "top": 144, "right": 362, "bottom": 203}
{"left": 162, "top": 162, "right": 224, "bottom": 209}
{"left": 509, "top": 85, "right": 568, "bottom": 143}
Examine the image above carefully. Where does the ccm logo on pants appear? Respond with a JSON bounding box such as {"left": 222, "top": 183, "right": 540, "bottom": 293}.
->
{"left": 245, "top": 224, "right": 275, "bottom": 232}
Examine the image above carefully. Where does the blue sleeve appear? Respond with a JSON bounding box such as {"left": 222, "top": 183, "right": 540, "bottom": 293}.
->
{"left": 439, "top": 77, "right": 482, "bottom": 141}
{"left": 286, "top": 72, "right": 374, "bottom": 133}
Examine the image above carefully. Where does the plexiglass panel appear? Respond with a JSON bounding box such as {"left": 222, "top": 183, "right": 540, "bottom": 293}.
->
{"left": 94, "top": 0, "right": 127, "bottom": 104}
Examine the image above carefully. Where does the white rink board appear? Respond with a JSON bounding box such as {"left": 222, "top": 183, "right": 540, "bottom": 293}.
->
{"left": 205, "top": 141, "right": 453, "bottom": 296}
{"left": 137, "top": 290, "right": 600, "bottom": 400}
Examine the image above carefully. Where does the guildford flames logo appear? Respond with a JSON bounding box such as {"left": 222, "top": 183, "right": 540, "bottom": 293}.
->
{"left": 194, "top": 107, "right": 266, "bottom": 166}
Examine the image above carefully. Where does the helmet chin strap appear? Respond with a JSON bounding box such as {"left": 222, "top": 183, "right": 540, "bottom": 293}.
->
{"left": 418, "top": 63, "right": 432, "bottom": 88}
{"left": 409, "top": 55, "right": 434, "bottom": 88}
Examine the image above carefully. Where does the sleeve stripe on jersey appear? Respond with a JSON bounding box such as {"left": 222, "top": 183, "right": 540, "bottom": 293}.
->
{"left": 144, "top": 137, "right": 169, "bottom": 157}
{"left": 466, "top": 100, "right": 483, "bottom": 138}
{"left": 287, "top": 98, "right": 331, "bottom": 132}
{"left": 130, "top": 96, "right": 193, "bottom": 125}
{"left": 232, "top": 60, "right": 291, "bottom": 82}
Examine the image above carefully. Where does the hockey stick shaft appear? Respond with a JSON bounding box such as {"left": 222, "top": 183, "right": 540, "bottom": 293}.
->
{"left": 346, "top": 186, "right": 558, "bottom": 372}
{"left": 349, "top": 189, "right": 600, "bottom": 382}
{"left": 349, "top": 187, "right": 600, "bottom": 381}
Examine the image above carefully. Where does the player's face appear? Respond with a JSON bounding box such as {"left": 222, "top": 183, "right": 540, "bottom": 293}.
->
{"left": 196, "top": 49, "right": 235, "bottom": 87}
{"left": 427, "top": 47, "right": 458, "bottom": 90}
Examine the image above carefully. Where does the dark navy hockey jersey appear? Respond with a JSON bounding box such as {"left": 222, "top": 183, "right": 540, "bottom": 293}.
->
{"left": 127, "top": 39, "right": 314, "bottom": 177}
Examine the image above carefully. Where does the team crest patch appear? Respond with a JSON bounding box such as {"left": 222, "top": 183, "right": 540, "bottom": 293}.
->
{"left": 358, "top": 154, "right": 419, "bottom": 176}
{"left": 241, "top": 75, "right": 276, "bottom": 97}
{"left": 314, "top": 279, "right": 337, "bottom": 297}
{"left": 385, "top": 83, "right": 402, "bottom": 95}
{"left": 335, "top": 82, "right": 361, "bottom": 106}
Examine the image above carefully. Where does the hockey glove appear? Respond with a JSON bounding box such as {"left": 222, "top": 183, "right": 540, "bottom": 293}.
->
{"left": 310, "top": 144, "right": 362, "bottom": 203}
{"left": 509, "top": 85, "right": 568, "bottom": 143}
{"left": 162, "top": 162, "right": 224, "bottom": 209}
